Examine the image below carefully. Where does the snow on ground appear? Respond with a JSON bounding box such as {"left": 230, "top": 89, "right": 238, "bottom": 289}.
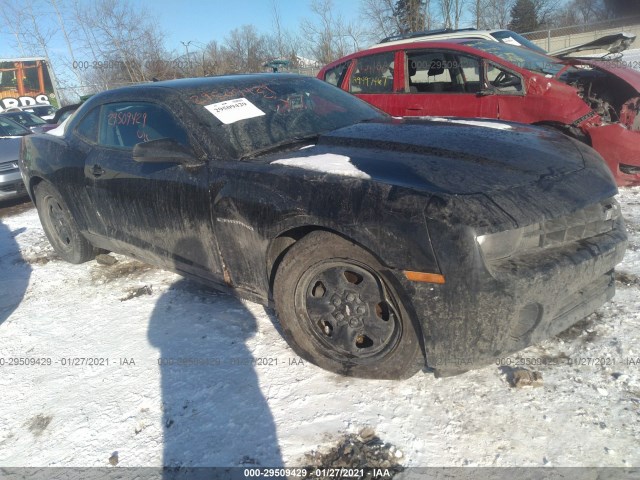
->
{"left": 0, "top": 188, "right": 639, "bottom": 469}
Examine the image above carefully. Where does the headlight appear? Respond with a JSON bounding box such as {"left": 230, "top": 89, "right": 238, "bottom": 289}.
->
{"left": 477, "top": 223, "right": 541, "bottom": 261}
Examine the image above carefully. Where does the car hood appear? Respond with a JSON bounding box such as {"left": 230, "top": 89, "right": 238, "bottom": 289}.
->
{"left": 551, "top": 32, "right": 636, "bottom": 57}
{"left": 566, "top": 57, "right": 640, "bottom": 92}
{"left": 0, "top": 136, "right": 22, "bottom": 164}
{"left": 271, "top": 119, "right": 587, "bottom": 195}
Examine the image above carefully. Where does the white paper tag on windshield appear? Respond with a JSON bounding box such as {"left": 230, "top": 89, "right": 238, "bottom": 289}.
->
{"left": 501, "top": 37, "right": 521, "bottom": 46}
{"left": 204, "top": 98, "right": 265, "bottom": 124}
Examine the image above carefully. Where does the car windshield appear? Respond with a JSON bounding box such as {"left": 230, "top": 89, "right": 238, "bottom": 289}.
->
{"left": 187, "top": 76, "right": 386, "bottom": 159}
{"left": 462, "top": 39, "right": 565, "bottom": 75}
{"left": 3, "top": 111, "right": 47, "bottom": 127}
{"left": 0, "top": 116, "right": 30, "bottom": 136}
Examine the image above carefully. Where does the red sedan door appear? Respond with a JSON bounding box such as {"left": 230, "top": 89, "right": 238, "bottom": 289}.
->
{"left": 394, "top": 49, "right": 498, "bottom": 118}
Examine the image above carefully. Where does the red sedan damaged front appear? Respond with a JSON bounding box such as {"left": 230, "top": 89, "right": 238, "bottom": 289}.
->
{"left": 318, "top": 39, "right": 640, "bottom": 186}
{"left": 568, "top": 58, "right": 640, "bottom": 186}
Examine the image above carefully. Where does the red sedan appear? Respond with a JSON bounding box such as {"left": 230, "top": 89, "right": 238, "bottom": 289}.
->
{"left": 319, "top": 39, "right": 640, "bottom": 186}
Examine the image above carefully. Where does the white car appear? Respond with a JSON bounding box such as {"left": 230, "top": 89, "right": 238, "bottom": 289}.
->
{"left": 2, "top": 104, "right": 57, "bottom": 121}
{"left": 374, "top": 28, "right": 636, "bottom": 57}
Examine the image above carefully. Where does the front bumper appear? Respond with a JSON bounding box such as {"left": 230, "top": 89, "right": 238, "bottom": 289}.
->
{"left": 589, "top": 124, "right": 640, "bottom": 187}
{"left": 0, "top": 169, "right": 28, "bottom": 200}
{"left": 399, "top": 216, "right": 627, "bottom": 375}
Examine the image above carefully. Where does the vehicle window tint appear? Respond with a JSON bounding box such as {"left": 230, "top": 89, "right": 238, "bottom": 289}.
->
{"left": 6, "top": 112, "right": 46, "bottom": 127}
{"left": 75, "top": 107, "right": 100, "bottom": 142}
{"left": 0, "top": 117, "right": 29, "bottom": 136}
{"left": 350, "top": 52, "right": 394, "bottom": 94}
{"left": 486, "top": 63, "right": 523, "bottom": 93}
{"left": 99, "top": 102, "right": 189, "bottom": 149}
{"left": 324, "top": 62, "right": 350, "bottom": 87}
{"left": 406, "top": 51, "right": 479, "bottom": 93}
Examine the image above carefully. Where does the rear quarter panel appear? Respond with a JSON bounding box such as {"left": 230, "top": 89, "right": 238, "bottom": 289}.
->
{"left": 20, "top": 133, "right": 90, "bottom": 230}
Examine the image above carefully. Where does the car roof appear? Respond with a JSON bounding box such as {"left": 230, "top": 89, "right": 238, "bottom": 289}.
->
{"left": 375, "top": 29, "right": 501, "bottom": 47}
{"left": 127, "top": 73, "right": 308, "bottom": 92}
{"left": 71, "top": 73, "right": 316, "bottom": 127}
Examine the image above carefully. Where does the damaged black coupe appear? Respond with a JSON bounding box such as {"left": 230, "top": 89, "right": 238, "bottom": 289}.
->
{"left": 20, "top": 75, "right": 627, "bottom": 379}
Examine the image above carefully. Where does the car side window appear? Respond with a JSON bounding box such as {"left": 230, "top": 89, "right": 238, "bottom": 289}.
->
{"left": 349, "top": 52, "right": 395, "bottom": 94}
{"left": 458, "top": 55, "right": 482, "bottom": 93}
{"left": 324, "top": 61, "right": 350, "bottom": 88}
{"left": 486, "top": 63, "right": 523, "bottom": 94}
{"left": 0, "top": 118, "right": 27, "bottom": 136}
{"left": 405, "top": 51, "right": 480, "bottom": 93}
{"left": 75, "top": 107, "right": 100, "bottom": 143}
{"left": 98, "top": 102, "right": 190, "bottom": 149}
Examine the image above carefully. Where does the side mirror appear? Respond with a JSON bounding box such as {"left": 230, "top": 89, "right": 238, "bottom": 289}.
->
{"left": 133, "top": 138, "right": 202, "bottom": 166}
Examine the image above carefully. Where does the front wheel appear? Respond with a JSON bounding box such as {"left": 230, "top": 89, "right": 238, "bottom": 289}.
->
{"left": 34, "top": 182, "right": 96, "bottom": 264}
{"left": 273, "top": 231, "right": 423, "bottom": 379}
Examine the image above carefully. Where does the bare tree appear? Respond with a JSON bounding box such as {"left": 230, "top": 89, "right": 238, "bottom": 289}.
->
{"left": 553, "top": 0, "right": 607, "bottom": 26}
{"left": 439, "top": 0, "right": 468, "bottom": 28}
{"left": 0, "top": 0, "right": 27, "bottom": 56}
{"left": 49, "top": 0, "right": 82, "bottom": 82}
{"left": 69, "top": 0, "right": 171, "bottom": 88}
{"left": 483, "top": 0, "right": 514, "bottom": 28}
{"left": 224, "top": 25, "right": 270, "bottom": 73}
{"left": 265, "top": 0, "right": 303, "bottom": 67}
{"left": 532, "top": 0, "right": 556, "bottom": 28}
{"left": 271, "top": 0, "right": 288, "bottom": 58}
{"left": 301, "top": 0, "right": 365, "bottom": 65}
{"left": 360, "top": 0, "right": 403, "bottom": 41}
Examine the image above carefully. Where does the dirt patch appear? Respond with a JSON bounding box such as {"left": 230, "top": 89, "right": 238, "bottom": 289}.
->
{"left": 301, "top": 428, "right": 404, "bottom": 479}
{"left": 91, "top": 259, "right": 155, "bottom": 284}
{"left": 616, "top": 271, "right": 640, "bottom": 287}
{"left": 500, "top": 367, "right": 543, "bottom": 388}
{"left": 555, "top": 314, "right": 601, "bottom": 343}
{"left": 26, "top": 414, "right": 52, "bottom": 436}
{"left": 120, "top": 285, "right": 153, "bottom": 302}
{"left": 96, "top": 253, "right": 118, "bottom": 266}
{"left": 19, "top": 253, "right": 59, "bottom": 265}
{"left": 0, "top": 198, "right": 33, "bottom": 218}
{"left": 538, "top": 351, "right": 571, "bottom": 365}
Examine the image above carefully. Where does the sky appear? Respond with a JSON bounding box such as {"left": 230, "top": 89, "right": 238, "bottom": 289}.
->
{"left": 0, "top": 0, "right": 364, "bottom": 59}
{"left": 140, "top": 0, "right": 363, "bottom": 51}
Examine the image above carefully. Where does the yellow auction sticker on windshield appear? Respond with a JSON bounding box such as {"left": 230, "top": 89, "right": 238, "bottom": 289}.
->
{"left": 204, "top": 97, "right": 265, "bottom": 124}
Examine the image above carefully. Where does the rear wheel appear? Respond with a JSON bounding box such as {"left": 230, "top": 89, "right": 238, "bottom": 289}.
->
{"left": 273, "top": 231, "right": 423, "bottom": 379}
{"left": 34, "top": 182, "right": 96, "bottom": 264}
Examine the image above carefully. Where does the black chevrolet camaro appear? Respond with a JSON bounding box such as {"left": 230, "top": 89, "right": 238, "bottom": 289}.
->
{"left": 19, "top": 74, "right": 627, "bottom": 379}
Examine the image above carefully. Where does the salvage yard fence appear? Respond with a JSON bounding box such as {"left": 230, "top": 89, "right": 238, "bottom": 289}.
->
{"left": 522, "top": 15, "right": 640, "bottom": 53}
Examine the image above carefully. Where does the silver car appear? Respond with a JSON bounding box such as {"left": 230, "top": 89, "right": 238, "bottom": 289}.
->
{"left": 0, "top": 116, "right": 30, "bottom": 201}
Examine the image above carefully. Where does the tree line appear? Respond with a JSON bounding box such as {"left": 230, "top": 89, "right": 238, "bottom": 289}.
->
{"left": 0, "top": 0, "right": 637, "bottom": 103}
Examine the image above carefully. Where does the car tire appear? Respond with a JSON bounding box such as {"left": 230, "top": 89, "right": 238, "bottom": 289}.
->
{"left": 34, "top": 182, "right": 96, "bottom": 264}
{"left": 273, "top": 231, "right": 423, "bottom": 379}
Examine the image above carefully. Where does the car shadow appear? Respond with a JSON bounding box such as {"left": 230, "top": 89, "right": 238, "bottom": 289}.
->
{"left": 147, "top": 239, "right": 283, "bottom": 474}
{"left": 0, "top": 221, "right": 31, "bottom": 326}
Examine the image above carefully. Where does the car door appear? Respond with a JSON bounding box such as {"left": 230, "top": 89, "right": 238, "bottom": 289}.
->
{"left": 346, "top": 50, "right": 404, "bottom": 114}
{"left": 394, "top": 49, "right": 499, "bottom": 118}
{"left": 78, "top": 100, "right": 225, "bottom": 282}
{"left": 483, "top": 61, "right": 528, "bottom": 122}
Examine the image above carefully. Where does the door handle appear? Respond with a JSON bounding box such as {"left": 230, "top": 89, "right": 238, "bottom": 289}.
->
{"left": 91, "top": 164, "right": 105, "bottom": 177}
